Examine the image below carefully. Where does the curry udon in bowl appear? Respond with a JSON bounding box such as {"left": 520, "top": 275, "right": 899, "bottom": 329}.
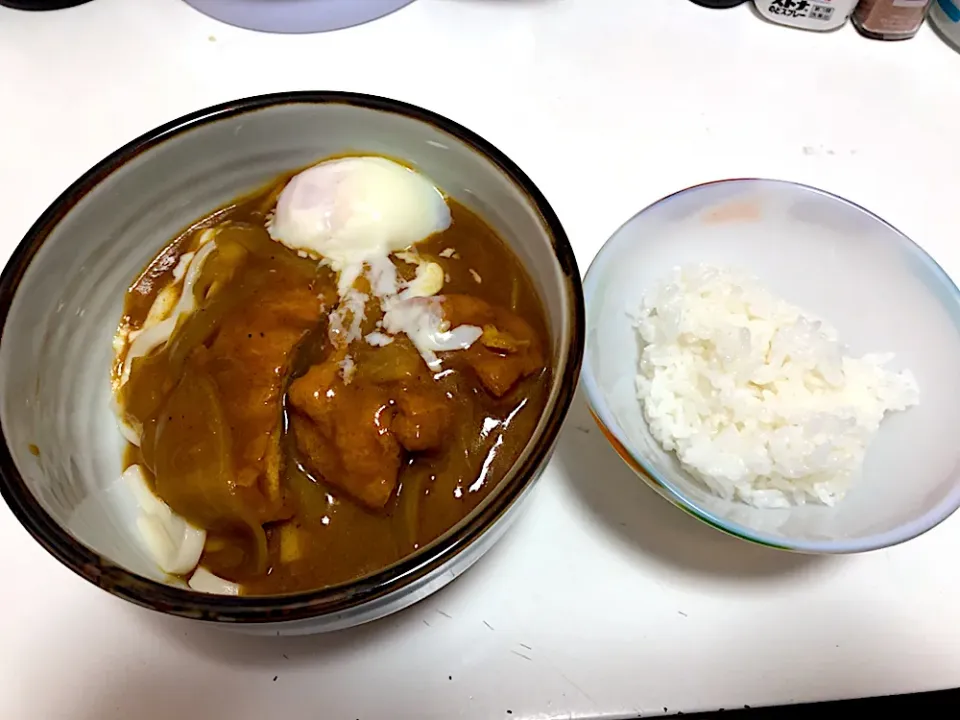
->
{"left": 0, "top": 93, "right": 582, "bottom": 633}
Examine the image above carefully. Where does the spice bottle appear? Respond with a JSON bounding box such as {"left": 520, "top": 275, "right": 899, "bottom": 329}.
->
{"left": 853, "top": 0, "right": 933, "bottom": 39}
{"left": 754, "top": 0, "right": 859, "bottom": 31}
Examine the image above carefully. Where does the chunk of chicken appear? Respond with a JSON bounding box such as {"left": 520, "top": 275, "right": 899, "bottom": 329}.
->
{"left": 440, "top": 294, "right": 545, "bottom": 397}
{"left": 288, "top": 360, "right": 403, "bottom": 511}
{"left": 287, "top": 341, "right": 452, "bottom": 510}
{"left": 392, "top": 388, "right": 453, "bottom": 452}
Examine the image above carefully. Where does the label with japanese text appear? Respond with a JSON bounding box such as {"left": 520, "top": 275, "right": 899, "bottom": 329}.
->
{"left": 763, "top": 0, "right": 841, "bottom": 21}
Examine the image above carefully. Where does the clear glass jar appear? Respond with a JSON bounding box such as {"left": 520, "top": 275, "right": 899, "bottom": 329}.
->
{"left": 853, "top": 0, "right": 933, "bottom": 40}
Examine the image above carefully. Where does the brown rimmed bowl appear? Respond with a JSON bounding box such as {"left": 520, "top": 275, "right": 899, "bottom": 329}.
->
{"left": 0, "top": 92, "right": 583, "bottom": 635}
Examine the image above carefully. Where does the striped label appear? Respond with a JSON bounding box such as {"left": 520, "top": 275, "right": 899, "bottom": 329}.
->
{"left": 939, "top": 0, "right": 960, "bottom": 22}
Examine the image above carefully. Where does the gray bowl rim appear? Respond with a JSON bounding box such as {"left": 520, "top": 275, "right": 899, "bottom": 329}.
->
{"left": 0, "top": 91, "right": 585, "bottom": 623}
{"left": 580, "top": 177, "right": 960, "bottom": 554}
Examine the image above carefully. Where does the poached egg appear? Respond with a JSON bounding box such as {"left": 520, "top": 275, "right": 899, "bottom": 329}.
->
{"left": 268, "top": 156, "right": 452, "bottom": 294}
{"left": 268, "top": 156, "right": 481, "bottom": 368}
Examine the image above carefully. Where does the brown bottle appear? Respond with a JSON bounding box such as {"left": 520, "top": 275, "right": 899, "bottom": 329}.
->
{"left": 853, "top": 0, "right": 933, "bottom": 40}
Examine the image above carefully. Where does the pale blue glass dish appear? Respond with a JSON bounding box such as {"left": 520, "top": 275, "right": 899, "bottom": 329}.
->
{"left": 582, "top": 179, "right": 960, "bottom": 553}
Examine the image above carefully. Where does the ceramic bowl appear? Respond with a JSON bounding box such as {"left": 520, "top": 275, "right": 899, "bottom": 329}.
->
{"left": 181, "top": 0, "right": 416, "bottom": 34}
{"left": 582, "top": 179, "right": 960, "bottom": 553}
{"left": 0, "top": 92, "right": 583, "bottom": 634}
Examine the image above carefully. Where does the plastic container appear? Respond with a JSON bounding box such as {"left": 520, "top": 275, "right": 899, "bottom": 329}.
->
{"left": 930, "top": 0, "right": 960, "bottom": 50}
{"left": 754, "top": 0, "right": 858, "bottom": 30}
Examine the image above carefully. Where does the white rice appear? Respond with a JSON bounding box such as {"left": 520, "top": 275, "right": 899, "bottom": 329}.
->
{"left": 634, "top": 265, "right": 919, "bottom": 509}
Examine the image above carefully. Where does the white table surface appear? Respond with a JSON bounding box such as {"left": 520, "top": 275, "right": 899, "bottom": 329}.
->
{"left": 2, "top": 0, "right": 960, "bottom": 717}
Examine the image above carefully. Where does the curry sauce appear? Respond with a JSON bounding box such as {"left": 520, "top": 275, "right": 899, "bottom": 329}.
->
{"left": 118, "top": 172, "right": 550, "bottom": 595}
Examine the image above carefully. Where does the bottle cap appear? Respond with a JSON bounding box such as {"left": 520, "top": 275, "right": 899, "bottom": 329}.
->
{"left": 0, "top": 0, "right": 95, "bottom": 9}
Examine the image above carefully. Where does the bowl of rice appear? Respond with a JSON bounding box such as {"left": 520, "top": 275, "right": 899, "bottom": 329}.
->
{"left": 582, "top": 179, "right": 960, "bottom": 553}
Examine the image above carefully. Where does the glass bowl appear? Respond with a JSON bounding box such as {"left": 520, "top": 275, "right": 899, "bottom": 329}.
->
{"left": 581, "top": 179, "right": 960, "bottom": 553}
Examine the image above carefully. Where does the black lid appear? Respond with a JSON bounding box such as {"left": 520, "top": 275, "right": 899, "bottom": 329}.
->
{"left": 0, "top": 0, "right": 95, "bottom": 8}
{"left": 687, "top": 0, "right": 749, "bottom": 7}
{"left": 181, "top": 0, "right": 417, "bottom": 34}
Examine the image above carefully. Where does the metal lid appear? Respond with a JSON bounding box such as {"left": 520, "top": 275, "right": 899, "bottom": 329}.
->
{"left": 181, "top": 0, "right": 417, "bottom": 34}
